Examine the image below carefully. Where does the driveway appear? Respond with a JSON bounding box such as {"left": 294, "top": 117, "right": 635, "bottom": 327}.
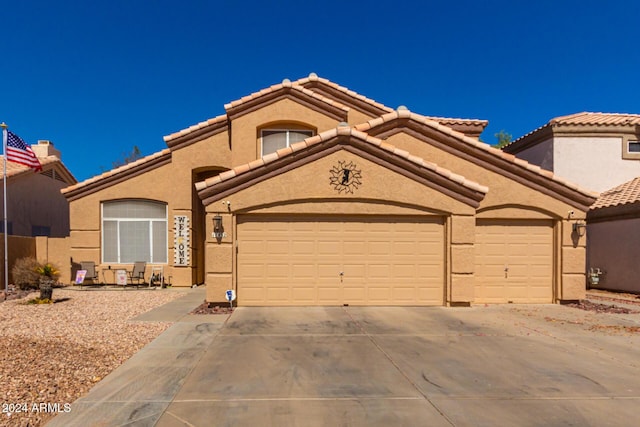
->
{"left": 50, "top": 302, "right": 640, "bottom": 426}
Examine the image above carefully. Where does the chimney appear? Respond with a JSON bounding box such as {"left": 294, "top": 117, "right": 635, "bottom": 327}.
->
{"left": 31, "top": 140, "right": 61, "bottom": 159}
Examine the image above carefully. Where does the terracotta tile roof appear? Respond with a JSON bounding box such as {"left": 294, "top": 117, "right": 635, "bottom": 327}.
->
{"left": 195, "top": 124, "right": 489, "bottom": 196}
{"left": 507, "top": 112, "right": 640, "bottom": 149}
{"left": 422, "top": 115, "right": 488, "bottom": 127}
{"left": 354, "top": 109, "right": 598, "bottom": 200}
{"left": 550, "top": 112, "right": 640, "bottom": 126}
{"left": 1, "top": 156, "right": 60, "bottom": 179}
{"left": 224, "top": 80, "right": 350, "bottom": 117}
{"left": 163, "top": 114, "right": 227, "bottom": 143}
{"left": 591, "top": 177, "right": 640, "bottom": 210}
{"left": 166, "top": 74, "right": 488, "bottom": 146}
{"left": 294, "top": 73, "right": 394, "bottom": 114}
{"left": 61, "top": 148, "right": 171, "bottom": 195}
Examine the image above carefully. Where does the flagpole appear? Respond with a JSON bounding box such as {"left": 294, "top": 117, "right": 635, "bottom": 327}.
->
{"left": 1, "top": 122, "right": 8, "bottom": 294}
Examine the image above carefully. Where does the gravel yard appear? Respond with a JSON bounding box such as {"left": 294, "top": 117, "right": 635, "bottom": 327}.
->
{"left": 0, "top": 287, "right": 183, "bottom": 427}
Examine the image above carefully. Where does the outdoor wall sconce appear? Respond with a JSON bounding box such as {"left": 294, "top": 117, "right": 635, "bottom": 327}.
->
{"left": 572, "top": 221, "right": 586, "bottom": 237}
{"left": 213, "top": 214, "right": 223, "bottom": 232}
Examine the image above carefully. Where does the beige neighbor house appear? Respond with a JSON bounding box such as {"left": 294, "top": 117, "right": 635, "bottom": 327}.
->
{"left": 587, "top": 177, "right": 640, "bottom": 293}
{"left": 503, "top": 112, "right": 640, "bottom": 193}
{"left": 62, "top": 74, "right": 596, "bottom": 306}
{"left": 2, "top": 140, "right": 76, "bottom": 237}
{"left": 504, "top": 112, "right": 640, "bottom": 294}
{"left": 0, "top": 140, "right": 76, "bottom": 288}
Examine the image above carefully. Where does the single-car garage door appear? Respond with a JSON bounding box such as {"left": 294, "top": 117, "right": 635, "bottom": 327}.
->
{"left": 475, "top": 219, "right": 554, "bottom": 304}
{"left": 237, "top": 215, "right": 444, "bottom": 306}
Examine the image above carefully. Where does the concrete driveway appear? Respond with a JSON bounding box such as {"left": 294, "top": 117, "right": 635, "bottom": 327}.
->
{"left": 50, "top": 300, "right": 640, "bottom": 426}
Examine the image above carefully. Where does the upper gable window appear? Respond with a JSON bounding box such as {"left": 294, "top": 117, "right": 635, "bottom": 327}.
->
{"left": 623, "top": 138, "right": 640, "bottom": 160}
{"left": 261, "top": 129, "right": 314, "bottom": 156}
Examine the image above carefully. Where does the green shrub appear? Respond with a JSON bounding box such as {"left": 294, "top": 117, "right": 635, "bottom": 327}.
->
{"left": 12, "top": 257, "right": 40, "bottom": 290}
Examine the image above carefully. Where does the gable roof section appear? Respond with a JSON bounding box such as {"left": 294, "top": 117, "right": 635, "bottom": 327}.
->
{"left": 224, "top": 79, "right": 350, "bottom": 122}
{"left": 1, "top": 155, "right": 76, "bottom": 184}
{"left": 589, "top": 176, "right": 640, "bottom": 222}
{"left": 295, "top": 73, "right": 393, "bottom": 118}
{"left": 196, "top": 125, "right": 488, "bottom": 208}
{"left": 164, "top": 74, "right": 489, "bottom": 152}
{"left": 355, "top": 109, "right": 597, "bottom": 211}
{"left": 505, "top": 112, "right": 640, "bottom": 153}
{"left": 295, "top": 74, "right": 489, "bottom": 136}
{"left": 62, "top": 149, "right": 171, "bottom": 201}
{"left": 163, "top": 114, "right": 228, "bottom": 150}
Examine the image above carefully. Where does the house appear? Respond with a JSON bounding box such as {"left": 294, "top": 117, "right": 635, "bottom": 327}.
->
{"left": 1, "top": 140, "right": 76, "bottom": 237}
{"left": 502, "top": 112, "right": 640, "bottom": 193}
{"left": 62, "top": 74, "right": 596, "bottom": 306}
{"left": 587, "top": 177, "right": 640, "bottom": 293}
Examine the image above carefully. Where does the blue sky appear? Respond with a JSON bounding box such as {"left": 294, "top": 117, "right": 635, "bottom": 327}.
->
{"left": 2, "top": 0, "right": 639, "bottom": 182}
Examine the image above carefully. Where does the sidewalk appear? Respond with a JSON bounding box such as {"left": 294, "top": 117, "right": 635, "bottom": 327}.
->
{"left": 46, "top": 286, "right": 230, "bottom": 426}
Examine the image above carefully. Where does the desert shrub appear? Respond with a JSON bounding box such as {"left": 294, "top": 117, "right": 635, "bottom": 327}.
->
{"left": 12, "top": 257, "right": 41, "bottom": 290}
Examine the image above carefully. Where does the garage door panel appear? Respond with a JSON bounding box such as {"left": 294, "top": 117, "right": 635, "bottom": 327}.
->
{"left": 237, "top": 216, "right": 444, "bottom": 306}
{"left": 475, "top": 220, "right": 553, "bottom": 304}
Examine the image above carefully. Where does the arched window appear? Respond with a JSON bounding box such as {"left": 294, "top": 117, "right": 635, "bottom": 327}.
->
{"left": 261, "top": 128, "right": 314, "bottom": 156}
{"left": 102, "top": 200, "right": 167, "bottom": 263}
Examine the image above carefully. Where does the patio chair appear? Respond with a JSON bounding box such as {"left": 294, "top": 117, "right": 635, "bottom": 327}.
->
{"left": 126, "top": 261, "right": 147, "bottom": 288}
{"left": 79, "top": 261, "right": 100, "bottom": 287}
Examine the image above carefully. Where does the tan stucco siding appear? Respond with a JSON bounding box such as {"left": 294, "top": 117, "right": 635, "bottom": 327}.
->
{"left": 384, "top": 132, "right": 583, "bottom": 219}
{"left": 68, "top": 160, "right": 198, "bottom": 286}
{"left": 171, "top": 130, "right": 231, "bottom": 171}
{"left": 230, "top": 98, "right": 342, "bottom": 166}
{"left": 346, "top": 109, "right": 377, "bottom": 126}
{"left": 3, "top": 173, "right": 71, "bottom": 237}
{"left": 205, "top": 150, "right": 476, "bottom": 216}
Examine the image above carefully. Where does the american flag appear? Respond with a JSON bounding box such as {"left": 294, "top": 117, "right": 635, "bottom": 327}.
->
{"left": 5, "top": 130, "right": 42, "bottom": 171}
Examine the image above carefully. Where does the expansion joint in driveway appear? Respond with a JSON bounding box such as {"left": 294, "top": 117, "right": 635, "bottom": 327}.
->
{"left": 341, "top": 307, "right": 456, "bottom": 426}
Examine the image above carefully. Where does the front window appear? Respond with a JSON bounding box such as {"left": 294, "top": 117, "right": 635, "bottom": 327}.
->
{"left": 261, "top": 129, "right": 313, "bottom": 156}
{"left": 628, "top": 141, "right": 640, "bottom": 153}
{"left": 102, "top": 200, "right": 167, "bottom": 264}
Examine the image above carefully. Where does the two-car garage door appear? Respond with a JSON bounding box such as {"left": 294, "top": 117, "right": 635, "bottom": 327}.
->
{"left": 237, "top": 215, "right": 445, "bottom": 306}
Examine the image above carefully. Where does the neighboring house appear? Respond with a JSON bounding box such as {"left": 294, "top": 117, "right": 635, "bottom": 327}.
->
{"left": 62, "top": 74, "right": 596, "bottom": 306}
{"left": 587, "top": 177, "right": 640, "bottom": 293}
{"left": 503, "top": 112, "right": 640, "bottom": 193}
{"left": 1, "top": 140, "right": 77, "bottom": 237}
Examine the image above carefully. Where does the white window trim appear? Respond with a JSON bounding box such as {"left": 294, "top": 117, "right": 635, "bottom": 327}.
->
{"left": 260, "top": 128, "right": 314, "bottom": 157}
{"left": 101, "top": 201, "right": 168, "bottom": 264}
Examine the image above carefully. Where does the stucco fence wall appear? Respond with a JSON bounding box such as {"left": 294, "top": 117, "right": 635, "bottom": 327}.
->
{"left": 588, "top": 218, "right": 640, "bottom": 294}
{"left": 1, "top": 235, "right": 70, "bottom": 290}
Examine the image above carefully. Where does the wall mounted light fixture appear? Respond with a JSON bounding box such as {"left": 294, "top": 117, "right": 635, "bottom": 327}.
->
{"left": 213, "top": 214, "right": 223, "bottom": 232}
{"left": 572, "top": 221, "right": 586, "bottom": 237}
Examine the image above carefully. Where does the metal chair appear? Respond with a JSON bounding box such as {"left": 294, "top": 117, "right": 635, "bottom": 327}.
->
{"left": 79, "top": 261, "right": 100, "bottom": 287}
{"left": 126, "top": 261, "right": 147, "bottom": 288}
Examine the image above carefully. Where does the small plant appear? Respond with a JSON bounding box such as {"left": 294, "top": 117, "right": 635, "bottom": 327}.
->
{"left": 26, "top": 297, "right": 53, "bottom": 304}
{"left": 12, "top": 257, "right": 40, "bottom": 290}
{"left": 36, "top": 263, "right": 60, "bottom": 279}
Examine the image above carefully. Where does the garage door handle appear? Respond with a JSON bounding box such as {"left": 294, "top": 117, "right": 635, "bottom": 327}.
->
{"left": 339, "top": 271, "right": 344, "bottom": 283}
{"left": 504, "top": 265, "right": 509, "bottom": 278}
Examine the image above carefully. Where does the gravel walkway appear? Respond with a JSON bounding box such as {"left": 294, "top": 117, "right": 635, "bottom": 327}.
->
{"left": 0, "top": 288, "right": 184, "bottom": 427}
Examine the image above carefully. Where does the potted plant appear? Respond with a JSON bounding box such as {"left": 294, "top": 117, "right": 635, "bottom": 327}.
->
{"left": 35, "top": 262, "right": 60, "bottom": 301}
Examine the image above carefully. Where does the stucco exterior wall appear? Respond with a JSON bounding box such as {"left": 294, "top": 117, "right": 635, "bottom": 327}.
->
{"left": 2, "top": 173, "right": 71, "bottom": 237}
{"left": 230, "top": 98, "right": 341, "bottom": 166}
{"left": 512, "top": 138, "right": 554, "bottom": 171}
{"left": 0, "top": 235, "right": 36, "bottom": 289}
{"left": 384, "top": 131, "right": 589, "bottom": 301}
{"left": 203, "top": 149, "right": 478, "bottom": 304}
{"left": 384, "top": 132, "right": 582, "bottom": 219}
{"left": 587, "top": 218, "right": 640, "bottom": 293}
{"left": 554, "top": 136, "right": 640, "bottom": 193}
